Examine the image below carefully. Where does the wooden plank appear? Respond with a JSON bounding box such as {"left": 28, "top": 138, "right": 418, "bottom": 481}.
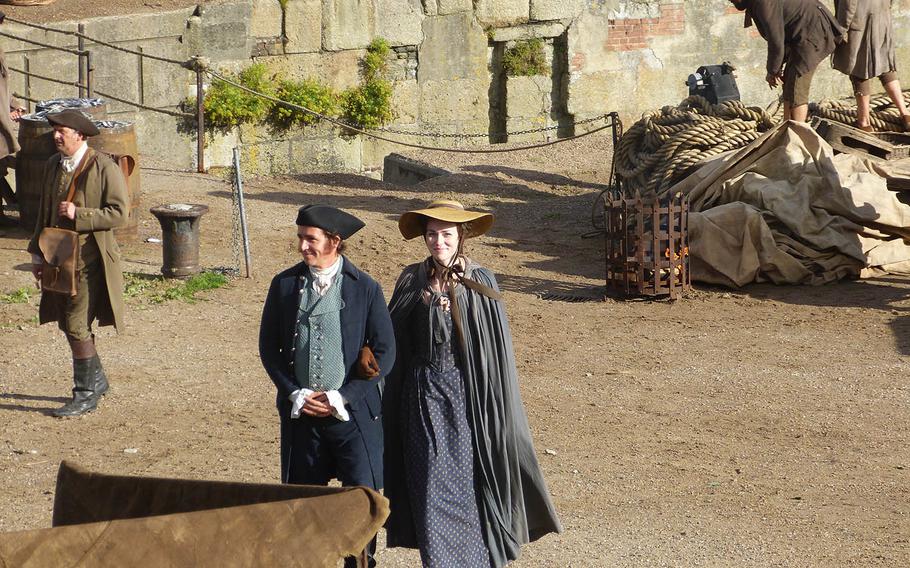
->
{"left": 813, "top": 119, "right": 909, "bottom": 161}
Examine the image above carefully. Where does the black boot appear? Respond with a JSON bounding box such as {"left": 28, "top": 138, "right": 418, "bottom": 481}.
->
{"left": 52, "top": 358, "right": 101, "bottom": 417}
{"left": 92, "top": 355, "right": 109, "bottom": 397}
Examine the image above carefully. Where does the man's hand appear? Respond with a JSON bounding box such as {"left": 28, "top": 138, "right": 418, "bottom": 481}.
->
{"left": 31, "top": 263, "right": 42, "bottom": 282}
{"left": 766, "top": 72, "right": 782, "bottom": 89}
{"left": 302, "top": 391, "right": 333, "bottom": 418}
{"left": 58, "top": 201, "right": 76, "bottom": 220}
{"left": 9, "top": 108, "right": 24, "bottom": 122}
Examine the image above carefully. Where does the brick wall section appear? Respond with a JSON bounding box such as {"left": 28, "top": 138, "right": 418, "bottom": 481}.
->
{"left": 606, "top": 3, "right": 686, "bottom": 52}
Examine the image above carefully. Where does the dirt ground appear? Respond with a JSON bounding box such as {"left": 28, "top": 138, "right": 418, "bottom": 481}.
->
{"left": 1, "top": 131, "right": 909, "bottom": 567}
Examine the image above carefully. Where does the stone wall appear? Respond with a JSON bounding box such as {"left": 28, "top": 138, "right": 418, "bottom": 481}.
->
{"left": 4, "top": 0, "right": 909, "bottom": 175}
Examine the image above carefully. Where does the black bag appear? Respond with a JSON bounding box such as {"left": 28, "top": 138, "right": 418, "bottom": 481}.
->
{"left": 686, "top": 63, "right": 741, "bottom": 104}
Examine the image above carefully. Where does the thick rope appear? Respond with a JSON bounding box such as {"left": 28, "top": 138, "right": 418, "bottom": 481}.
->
{"left": 615, "top": 95, "right": 774, "bottom": 197}
{"left": 811, "top": 90, "right": 910, "bottom": 132}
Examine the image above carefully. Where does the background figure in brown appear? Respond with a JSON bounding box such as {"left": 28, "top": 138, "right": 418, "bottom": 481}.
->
{"left": 729, "top": 0, "right": 845, "bottom": 122}
{"left": 832, "top": 0, "right": 910, "bottom": 132}
{"left": 27, "top": 110, "right": 128, "bottom": 417}
{"left": 0, "top": 10, "right": 26, "bottom": 226}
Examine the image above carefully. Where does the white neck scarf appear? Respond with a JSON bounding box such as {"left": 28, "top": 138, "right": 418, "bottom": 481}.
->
{"left": 61, "top": 142, "right": 89, "bottom": 174}
{"left": 310, "top": 256, "right": 342, "bottom": 297}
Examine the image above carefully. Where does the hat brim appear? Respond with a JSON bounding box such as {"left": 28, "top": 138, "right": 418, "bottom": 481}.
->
{"left": 46, "top": 112, "right": 100, "bottom": 137}
{"left": 398, "top": 208, "right": 494, "bottom": 240}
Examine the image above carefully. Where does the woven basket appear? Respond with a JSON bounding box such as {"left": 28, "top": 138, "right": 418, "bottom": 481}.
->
{"left": 0, "top": 0, "right": 57, "bottom": 5}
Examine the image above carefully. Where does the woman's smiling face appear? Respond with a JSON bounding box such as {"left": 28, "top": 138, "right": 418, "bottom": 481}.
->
{"left": 424, "top": 219, "right": 460, "bottom": 266}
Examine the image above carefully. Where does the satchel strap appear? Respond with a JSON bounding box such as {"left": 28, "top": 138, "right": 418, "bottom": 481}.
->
{"left": 55, "top": 151, "right": 97, "bottom": 228}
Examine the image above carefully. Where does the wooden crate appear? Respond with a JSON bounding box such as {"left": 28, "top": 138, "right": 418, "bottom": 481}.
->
{"left": 812, "top": 118, "right": 910, "bottom": 161}
{"left": 604, "top": 194, "right": 690, "bottom": 300}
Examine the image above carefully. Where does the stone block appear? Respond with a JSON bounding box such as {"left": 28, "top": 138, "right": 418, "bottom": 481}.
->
{"left": 530, "top": 0, "right": 582, "bottom": 21}
{"left": 362, "top": 139, "right": 400, "bottom": 174}
{"left": 81, "top": 8, "right": 196, "bottom": 44}
{"left": 437, "top": 0, "right": 473, "bottom": 15}
{"left": 129, "top": 112, "right": 197, "bottom": 171}
{"left": 251, "top": 0, "right": 284, "bottom": 38}
{"left": 419, "top": 78, "right": 489, "bottom": 124}
{"left": 289, "top": 128, "right": 362, "bottom": 173}
{"left": 4, "top": 22, "right": 79, "bottom": 54}
{"left": 491, "top": 21, "right": 566, "bottom": 42}
{"left": 419, "top": 13, "right": 489, "bottom": 82}
{"left": 391, "top": 79, "right": 419, "bottom": 124}
{"left": 285, "top": 0, "right": 323, "bottom": 53}
{"left": 383, "top": 153, "right": 449, "bottom": 186}
{"left": 376, "top": 0, "right": 425, "bottom": 46}
{"left": 195, "top": 1, "right": 254, "bottom": 60}
{"left": 89, "top": 46, "right": 141, "bottom": 114}
{"left": 506, "top": 75, "right": 550, "bottom": 118}
{"left": 475, "top": 0, "right": 529, "bottom": 27}
{"left": 322, "top": 0, "right": 375, "bottom": 51}
{"left": 259, "top": 50, "right": 363, "bottom": 90}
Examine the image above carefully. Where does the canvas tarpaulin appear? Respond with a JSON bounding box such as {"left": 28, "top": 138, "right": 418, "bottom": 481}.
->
{"left": 0, "top": 461, "right": 389, "bottom": 567}
{"left": 662, "top": 120, "right": 910, "bottom": 287}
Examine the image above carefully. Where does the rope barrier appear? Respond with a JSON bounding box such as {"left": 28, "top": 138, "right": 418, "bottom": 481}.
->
{"left": 91, "top": 89, "right": 195, "bottom": 119}
{"left": 7, "top": 65, "right": 85, "bottom": 90}
{"left": 205, "top": 68, "right": 616, "bottom": 154}
{"left": 0, "top": 30, "right": 85, "bottom": 56}
{"left": 2, "top": 15, "right": 188, "bottom": 66}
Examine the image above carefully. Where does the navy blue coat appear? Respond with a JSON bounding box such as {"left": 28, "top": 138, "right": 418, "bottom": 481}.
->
{"left": 259, "top": 257, "right": 395, "bottom": 487}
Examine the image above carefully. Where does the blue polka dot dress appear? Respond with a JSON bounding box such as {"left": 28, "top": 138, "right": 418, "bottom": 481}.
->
{"left": 404, "top": 292, "right": 492, "bottom": 568}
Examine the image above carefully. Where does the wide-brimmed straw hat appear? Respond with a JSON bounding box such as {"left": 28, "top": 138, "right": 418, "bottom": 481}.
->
{"left": 398, "top": 199, "right": 494, "bottom": 240}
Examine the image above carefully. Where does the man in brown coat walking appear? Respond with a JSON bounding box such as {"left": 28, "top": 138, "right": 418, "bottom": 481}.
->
{"left": 0, "top": 11, "right": 26, "bottom": 226}
{"left": 27, "top": 110, "right": 128, "bottom": 417}
{"left": 730, "top": 0, "right": 845, "bottom": 122}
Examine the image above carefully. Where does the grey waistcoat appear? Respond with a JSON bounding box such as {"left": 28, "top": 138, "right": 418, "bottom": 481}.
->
{"left": 293, "top": 271, "right": 346, "bottom": 391}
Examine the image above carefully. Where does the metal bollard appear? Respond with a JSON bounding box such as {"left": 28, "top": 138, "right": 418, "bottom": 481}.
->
{"left": 149, "top": 203, "right": 209, "bottom": 278}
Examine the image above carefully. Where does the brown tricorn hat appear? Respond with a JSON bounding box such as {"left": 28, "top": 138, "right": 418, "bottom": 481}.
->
{"left": 45, "top": 109, "right": 100, "bottom": 137}
{"left": 398, "top": 199, "right": 494, "bottom": 240}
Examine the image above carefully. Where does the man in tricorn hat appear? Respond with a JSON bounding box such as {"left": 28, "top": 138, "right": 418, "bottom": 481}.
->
{"left": 259, "top": 204, "right": 394, "bottom": 567}
{"left": 27, "top": 109, "right": 128, "bottom": 417}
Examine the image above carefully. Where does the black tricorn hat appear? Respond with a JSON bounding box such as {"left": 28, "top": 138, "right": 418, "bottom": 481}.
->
{"left": 296, "top": 205, "right": 364, "bottom": 239}
{"left": 46, "top": 109, "right": 100, "bottom": 137}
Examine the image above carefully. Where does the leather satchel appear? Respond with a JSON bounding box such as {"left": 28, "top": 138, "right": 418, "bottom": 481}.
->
{"left": 38, "top": 154, "right": 95, "bottom": 296}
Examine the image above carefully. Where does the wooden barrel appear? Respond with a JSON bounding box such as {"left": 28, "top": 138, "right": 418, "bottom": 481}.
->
{"left": 16, "top": 114, "right": 54, "bottom": 232}
{"left": 88, "top": 120, "right": 140, "bottom": 243}
{"left": 15, "top": 99, "right": 108, "bottom": 231}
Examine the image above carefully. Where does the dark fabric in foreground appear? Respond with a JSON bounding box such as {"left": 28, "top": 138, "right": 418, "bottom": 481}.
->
{"left": 0, "top": 461, "right": 388, "bottom": 567}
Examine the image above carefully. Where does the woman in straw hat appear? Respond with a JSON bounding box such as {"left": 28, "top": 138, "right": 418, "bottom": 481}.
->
{"left": 383, "top": 200, "right": 561, "bottom": 567}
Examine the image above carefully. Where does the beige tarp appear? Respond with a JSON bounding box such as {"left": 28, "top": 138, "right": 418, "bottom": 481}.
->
{"left": 664, "top": 121, "right": 910, "bottom": 287}
{"left": 0, "top": 461, "right": 389, "bottom": 567}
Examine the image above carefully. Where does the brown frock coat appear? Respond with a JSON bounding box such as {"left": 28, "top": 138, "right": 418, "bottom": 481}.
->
{"left": 741, "top": 0, "right": 845, "bottom": 76}
{"left": 27, "top": 147, "right": 128, "bottom": 331}
{"left": 832, "top": 0, "right": 897, "bottom": 79}
{"left": 0, "top": 46, "right": 20, "bottom": 160}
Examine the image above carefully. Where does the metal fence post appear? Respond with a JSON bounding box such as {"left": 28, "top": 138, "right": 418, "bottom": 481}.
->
{"left": 196, "top": 63, "right": 205, "bottom": 173}
{"left": 85, "top": 51, "right": 93, "bottom": 97}
{"left": 77, "top": 24, "right": 85, "bottom": 98}
{"left": 232, "top": 146, "right": 252, "bottom": 278}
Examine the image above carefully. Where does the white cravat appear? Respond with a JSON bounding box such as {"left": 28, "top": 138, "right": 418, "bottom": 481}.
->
{"left": 61, "top": 142, "right": 88, "bottom": 173}
{"left": 310, "top": 256, "right": 342, "bottom": 296}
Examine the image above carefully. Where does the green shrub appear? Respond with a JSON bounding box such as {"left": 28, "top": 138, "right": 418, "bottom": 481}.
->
{"left": 124, "top": 271, "right": 228, "bottom": 304}
{"left": 270, "top": 78, "right": 340, "bottom": 129}
{"left": 502, "top": 38, "right": 548, "bottom": 77}
{"left": 341, "top": 78, "right": 393, "bottom": 129}
{"left": 204, "top": 63, "right": 276, "bottom": 129}
{"left": 363, "top": 37, "right": 391, "bottom": 81}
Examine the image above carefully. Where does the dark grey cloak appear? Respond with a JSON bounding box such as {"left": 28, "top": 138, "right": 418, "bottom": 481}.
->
{"left": 383, "top": 258, "right": 561, "bottom": 566}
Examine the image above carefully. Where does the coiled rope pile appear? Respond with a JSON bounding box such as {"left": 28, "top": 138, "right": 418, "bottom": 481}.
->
{"left": 614, "top": 95, "right": 775, "bottom": 197}
{"left": 811, "top": 90, "right": 910, "bottom": 132}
